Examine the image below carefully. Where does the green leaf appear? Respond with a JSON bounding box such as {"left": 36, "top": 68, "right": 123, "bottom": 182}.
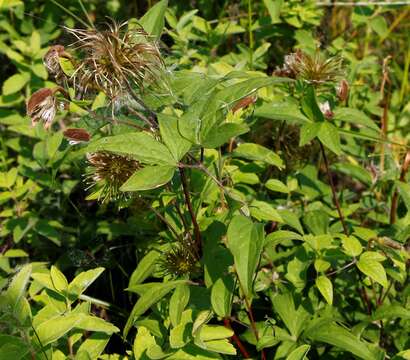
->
{"left": 286, "top": 344, "right": 311, "bottom": 360}
{"left": 0, "top": 335, "right": 30, "bottom": 360}
{"left": 0, "top": 167, "right": 18, "bottom": 188}
{"left": 59, "top": 57, "right": 75, "bottom": 76}
{"left": 227, "top": 215, "right": 264, "bottom": 297}
{"left": 305, "top": 320, "right": 378, "bottom": 360}
{"left": 2, "top": 73, "right": 30, "bottom": 95}
{"left": 120, "top": 165, "right": 175, "bottom": 191}
{"left": 301, "top": 86, "right": 324, "bottom": 122}
{"left": 199, "top": 325, "right": 233, "bottom": 341}
{"left": 129, "top": 250, "right": 161, "bottom": 287}
{"left": 1, "top": 264, "right": 31, "bottom": 311}
{"left": 169, "top": 284, "right": 190, "bottom": 327}
{"left": 396, "top": 182, "right": 410, "bottom": 211}
{"left": 299, "top": 122, "right": 321, "bottom": 146}
{"left": 196, "top": 339, "right": 236, "bottom": 355}
{"left": 86, "top": 132, "right": 176, "bottom": 166}
{"left": 318, "top": 122, "right": 342, "bottom": 155}
{"left": 77, "top": 315, "right": 120, "bottom": 334}
{"left": 233, "top": 143, "right": 283, "bottom": 168}
{"left": 67, "top": 267, "right": 105, "bottom": 301}
{"left": 254, "top": 101, "right": 309, "bottom": 124}
{"left": 158, "top": 114, "right": 192, "bottom": 161}
{"left": 211, "top": 276, "right": 234, "bottom": 318}
{"left": 263, "top": 0, "right": 283, "bottom": 23}
{"left": 139, "top": 0, "right": 168, "bottom": 37}
{"left": 50, "top": 266, "right": 68, "bottom": 293}
{"left": 170, "top": 309, "right": 193, "bottom": 349}
{"left": 250, "top": 200, "right": 283, "bottom": 223}
{"left": 333, "top": 108, "right": 379, "bottom": 131}
{"left": 124, "top": 280, "right": 187, "bottom": 337}
{"left": 133, "top": 326, "right": 156, "bottom": 359}
{"left": 201, "top": 123, "right": 249, "bottom": 149}
{"left": 315, "top": 275, "right": 333, "bottom": 305}
{"left": 76, "top": 333, "right": 111, "bottom": 360}
{"left": 341, "top": 235, "right": 363, "bottom": 257}
{"left": 265, "top": 179, "right": 289, "bottom": 193}
{"left": 357, "top": 257, "right": 388, "bottom": 287}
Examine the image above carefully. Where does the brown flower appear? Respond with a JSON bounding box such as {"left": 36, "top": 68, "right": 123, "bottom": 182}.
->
{"left": 66, "top": 21, "right": 163, "bottom": 99}
{"left": 336, "top": 79, "right": 349, "bottom": 102}
{"left": 85, "top": 152, "right": 140, "bottom": 202}
{"left": 26, "top": 87, "right": 69, "bottom": 129}
{"left": 63, "top": 128, "right": 91, "bottom": 144}
{"left": 43, "top": 45, "right": 72, "bottom": 80}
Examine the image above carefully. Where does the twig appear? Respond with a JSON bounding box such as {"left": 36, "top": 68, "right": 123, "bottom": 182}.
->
{"left": 319, "top": 141, "right": 349, "bottom": 235}
{"left": 178, "top": 167, "right": 202, "bottom": 256}
{"left": 223, "top": 319, "right": 251, "bottom": 358}
{"left": 317, "top": 1, "right": 410, "bottom": 5}
{"left": 390, "top": 150, "right": 410, "bottom": 224}
{"left": 326, "top": 259, "right": 356, "bottom": 276}
{"left": 380, "top": 55, "right": 392, "bottom": 174}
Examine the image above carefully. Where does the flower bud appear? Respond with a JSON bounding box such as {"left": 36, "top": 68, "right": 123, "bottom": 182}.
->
{"left": 337, "top": 79, "right": 349, "bottom": 102}
{"left": 319, "top": 101, "right": 334, "bottom": 119}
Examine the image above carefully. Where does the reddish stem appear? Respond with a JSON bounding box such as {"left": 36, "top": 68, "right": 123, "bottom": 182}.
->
{"left": 224, "top": 318, "right": 251, "bottom": 358}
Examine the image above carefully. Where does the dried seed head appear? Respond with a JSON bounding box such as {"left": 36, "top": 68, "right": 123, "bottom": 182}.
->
{"left": 85, "top": 152, "right": 139, "bottom": 202}
{"left": 63, "top": 128, "right": 91, "bottom": 145}
{"left": 336, "top": 79, "right": 349, "bottom": 102}
{"left": 275, "top": 50, "right": 344, "bottom": 84}
{"left": 66, "top": 21, "right": 163, "bottom": 99}
{"left": 158, "top": 242, "right": 198, "bottom": 277}
{"left": 43, "top": 45, "right": 72, "bottom": 78}
{"left": 319, "top": 101, "right": 334, "bottom": 119}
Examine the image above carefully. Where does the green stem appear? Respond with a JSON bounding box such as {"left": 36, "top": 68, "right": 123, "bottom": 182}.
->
{"left": 247, "top": 0, "right": 254, "bottom": 69}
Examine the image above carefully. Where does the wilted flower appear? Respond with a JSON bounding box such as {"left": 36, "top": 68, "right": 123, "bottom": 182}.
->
{"left": 63, "top": 128, "right": 91, "bottom": 145}
{"left": 26, "top": 87, "right": 68, "bottom": 129}
{"left": 66, "top": 21, "right": 163, "bottom": 99}
{"left": 85, "top": 152, "right": 139, "bottom": 202}
{"left": 336, "top": 79, "right": 349, "bottom": 102}
{"left": 43, "top": 45, "right": 72, "bottom": 81}
{"left": 319, "top": 101, "right": 334, "bottom": 119}
{"left": 158, "top": 241, "right": 198, "bottom": 277}
{"left": 275, "top": 50, "right": 344, "bottom": 85}
{"left": 232, "top": 95, "right": 257, "bottom": 113}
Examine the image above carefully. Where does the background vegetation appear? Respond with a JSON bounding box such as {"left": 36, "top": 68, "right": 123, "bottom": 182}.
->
{"left": 0, "top": 0, "right": 410, "bottom": 359}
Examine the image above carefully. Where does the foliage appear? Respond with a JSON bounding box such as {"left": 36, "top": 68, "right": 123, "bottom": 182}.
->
{"left": 0, "top": 0, "right": 410, "bottom": 359}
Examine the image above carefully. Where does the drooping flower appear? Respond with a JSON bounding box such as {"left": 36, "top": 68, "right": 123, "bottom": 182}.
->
{"left": 26, "top": 87, "right": 69, "bottom": 129}
{"left": 43, "top": 45, "right": 72, "bottom": 81}
{"left": 85, "top": 152, "right": 140, "bottom": 202}
{"left": 319, "top": 101, "right": 334, "bottom": 119}
{"left": 63, "top": 128, "right": 91, "bottom": 145}
{"left": 275, "top": 50, "right": 344, "bottom": 85}
{"left": 66, "top": 21, "right": 163, "bottom": 99}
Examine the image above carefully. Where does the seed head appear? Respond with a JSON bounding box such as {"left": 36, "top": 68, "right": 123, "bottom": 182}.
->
{"left": 85, "top": 152, "right": 139, "bottom": 202}
{"left": 275, "top": 50, "right": 344, "bottom": 85}
{"left": 66, "top": 21, "right": 163, "bottom": 99}
{"left": 158, "top": 242, "right": 198, "bottom": 278}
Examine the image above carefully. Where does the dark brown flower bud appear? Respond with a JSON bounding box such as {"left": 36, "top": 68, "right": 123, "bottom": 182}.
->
{"left": 63, "top": 128, "right": 91, "bottom": 144}
{"left": 232, "top": 95, "right": 257, "bottom": 113}
{"left": 337, "top": 79, "right": 349, "bottom": 102}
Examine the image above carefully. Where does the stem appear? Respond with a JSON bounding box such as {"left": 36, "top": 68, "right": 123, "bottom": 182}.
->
{"left": 319, "top": 141, "right": 349, "bottom": 235}
{"left": 179, "top": 167, "right": 202, "bottom": 256}
{"left": 223, "top": 319, "right": 251, "bottom": 358}
{"left": 390, "top": 150, "right": 410, "bottom": 224}
{"left": 247, "top": 0, "right": 254, "bottom": 69}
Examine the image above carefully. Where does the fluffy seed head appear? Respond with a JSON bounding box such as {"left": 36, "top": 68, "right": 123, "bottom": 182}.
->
{"left": 85, "top": 152, "right": 139, "bottom": 202}
{"left": 66, "top": 21, "right": 163, "bottom": 99}
{"left": 275, "top": 50, "right": 344, "bottom": 84}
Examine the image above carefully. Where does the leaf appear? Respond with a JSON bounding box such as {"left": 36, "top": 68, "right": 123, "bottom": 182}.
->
{"left": 139, "top": 0, "right": 168, "bottom": 37}
{"left": 169, "top": 284, "right": 190, "bottom": 327}
{"left": 255, "top": 101, "right": 309, "bottom": 124}
{"left": 50, "top": 266, "right": 68, "bottom": 293}
{"left": 120, "top": 165, "right": 175, "bottom": 191}
{"left": 227, "top": 215, "right": 264, "bottom": 297}
{"left": 341, "top": 235, "right": 363, "bottom": 257}
{"left": 201, "top": 123, "right": 249, "bottom": 149}
{"left": 357, "top": 258, "right": 388, "bottom": 287}
{"left": 59, "top": 57, "right": 75, "bottom": 76}
{"left": 124, "top": 280, "right": 187, "bottom": 337}
{"left": 133, "top": 326, "right": 156, "bottom": 359}
{"left": 396, "top": 182, "right": 410, "bottom": 211}
{"left": 2, "top": 73, "right": 30, "bottom": 95}
{"left": 170, "top": 309, "right": 193, "bottom": 349}
{"left": 250, "top": 200, "right": 283, "bottom": 223}
{"left": 233, "top": 143, "right": 283, "bottom": 168}
{"left": 333, "top": 108, "right": 379, "bottom": 131}
{"left": 286, "top": 344, "right": 311, "bottom": 360}
{"left": 265, "top": 179, "right": 289, "bottom": 193}
{"left": 35, "top": 312, "right": 83, "bottom": 346}
{"left": 77, "top": 315, "right": 120, "bottom": 334}
{"left": 318, "top": 122, "right": 342, "bottom": 155}
{"left": 0, "top": 167, "right": 18, "bottom": 188}
{"left": 263, "top": 0, "right": 283, "bottom": 23}
{"left": 199, "top": 325, "right": 233, "bottom": 341}
{"left": 301, "top": 86, "right": 324, "bottom": 122}
{"left": 0, "top": 335, "right": 30, "bottom": 360}
{"left": 196, "top": 339, "right": 236, "bottom": 355}
{"left": 129, "top": 250, "right": 161, "bottom": 287}
{"left": 299, "top": 122, "right": 321, "bottom": 146}
{"left": 211, "top": 276, "right": 234, "bottom": 318}
{"left": 372, "top": 304, "right": 410, "bottom": 321}
{"left": 305, "top": 320, "right": 378, "bottom": 360}
{"left": 1, "top": 264, "right": 31, "bottom": 311}
{"left": 158, "top": 114, "right": 192, "bottom": 161}
{"left": 86, "top": 132, "right": 176, "bottom": 165}
{"left": 67, "top": 268, "right": 105, "bottom": 301}
{"left": 315, "top": 275, "right": 333, "bottom": 305}
{"left": 76, "top": 333, "right": 111, "bottom": 360}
